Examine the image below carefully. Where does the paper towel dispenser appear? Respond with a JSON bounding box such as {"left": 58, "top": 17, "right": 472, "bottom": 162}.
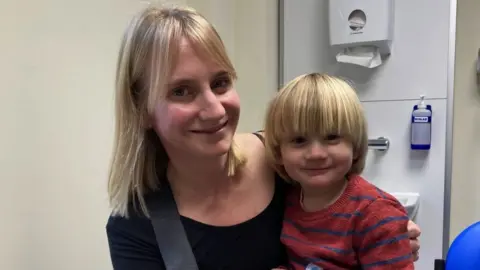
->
{"left": 329, "top": 0, "right": 394, "bottom": 54}
{"left": 328, "top": 0, "right": 394, "bottom": 68}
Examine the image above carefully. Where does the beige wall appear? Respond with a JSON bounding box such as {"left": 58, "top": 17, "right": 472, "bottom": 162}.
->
{"left": 0, "top": 0, "right": 278, "bottom": 269}
{"left": 189, "top": 0, "right": 279, "bottom": 132}
{"left": 450, "top": 0, "right": 480, "bottom": 243}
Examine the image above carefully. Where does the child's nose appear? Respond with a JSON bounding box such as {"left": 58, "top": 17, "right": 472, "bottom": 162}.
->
{"left": 306, "top": 141, "right": 328, "bottom": 159}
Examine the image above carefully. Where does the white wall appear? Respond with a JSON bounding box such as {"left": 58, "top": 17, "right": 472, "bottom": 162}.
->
{"left": 280, "top": 1, "right": 453, "bottom": 269}
{"left": 0, "top": 0, "right": 277, "bottom": 269}
{"left": 450, "top": 0, "right": 480, "bottom": 242}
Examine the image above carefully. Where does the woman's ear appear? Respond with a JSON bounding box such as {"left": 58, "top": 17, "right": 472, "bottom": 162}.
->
{"left": 140, "top": 120, "right": 153, "bottom": 133}
{"left": 275, "top": 149, "right": 283, "bottom": 165}
{"left": 142, "top": 111, "right": 154, "bottom": 130}
{"left": 145, "top": 119, "right": 153, "bottom": 129}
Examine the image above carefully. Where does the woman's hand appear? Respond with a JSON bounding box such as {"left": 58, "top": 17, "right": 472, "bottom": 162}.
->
{"left": 407, "top": 220, "right": 421, "bottom": 261}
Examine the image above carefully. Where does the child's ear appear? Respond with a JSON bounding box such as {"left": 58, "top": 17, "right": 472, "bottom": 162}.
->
{"left": 352, "top": 148, "right": 364, "bottom": 163}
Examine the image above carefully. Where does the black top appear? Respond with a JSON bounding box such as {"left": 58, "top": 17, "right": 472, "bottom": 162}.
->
{"left": 106, "top": 175, "right": 288, "bottom": 270}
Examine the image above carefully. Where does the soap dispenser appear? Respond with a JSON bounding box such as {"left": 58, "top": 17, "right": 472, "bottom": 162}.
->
{"left": 411, "top": 95, "right": 432, "bottom": 150}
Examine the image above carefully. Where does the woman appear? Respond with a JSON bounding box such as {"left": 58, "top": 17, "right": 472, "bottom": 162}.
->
{"left": 106, "top": 5, "right": 421, "bottom": 270}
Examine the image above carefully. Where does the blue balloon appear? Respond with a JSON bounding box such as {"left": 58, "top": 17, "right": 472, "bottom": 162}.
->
{"left": 446, "top": 221, "right": 480, "bottom": 269}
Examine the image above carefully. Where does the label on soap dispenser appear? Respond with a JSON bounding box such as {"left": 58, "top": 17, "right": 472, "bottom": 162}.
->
{"left": 411, "top": 104, "right": 432, "bottom": 150}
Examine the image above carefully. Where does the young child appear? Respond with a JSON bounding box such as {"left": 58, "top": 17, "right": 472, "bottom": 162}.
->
{"left": 264, "top": 73, "right": 414, "bottom": 270}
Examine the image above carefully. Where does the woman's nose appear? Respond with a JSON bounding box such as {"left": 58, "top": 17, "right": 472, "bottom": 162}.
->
{"left": 198, "top": 89, "right": 226, "bottom": 121}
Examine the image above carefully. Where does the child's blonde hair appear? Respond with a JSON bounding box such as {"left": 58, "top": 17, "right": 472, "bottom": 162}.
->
{"left": 108, "top": 5, "right": 246, "bottom": 218}
{"left": 264, "top": 73, "right": 368, "bottom": 181}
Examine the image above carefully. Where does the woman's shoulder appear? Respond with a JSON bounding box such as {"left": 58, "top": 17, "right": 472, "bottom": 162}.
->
{"left": 106, "top": 208, "right": 156, "bottom": 243}
{"left": 234, "top": 132, "right": 265, "bottom": 151}
{"left": 234, "top": 132, "right": 290, "bottom": 188}
{"left": 106, "top": 207, "right": 165, "bottom": 269}
{"left": 106, "top": 195, "right": 160, "bottom": 246}
{"left": 234, "top": 132, "right": 269, "bottom": 170}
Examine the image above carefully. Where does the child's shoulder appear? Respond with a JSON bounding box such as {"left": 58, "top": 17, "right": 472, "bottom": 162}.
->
{"left": 348, "top": 175, "right": 405, "bottom": 212}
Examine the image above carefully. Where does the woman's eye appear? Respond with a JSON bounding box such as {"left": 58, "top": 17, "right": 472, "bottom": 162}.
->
{"left": 211, "top": 77, "right": 231, "bottom": 93}
{"left": 171, "top": 87, "right": 190, "bottom": 97}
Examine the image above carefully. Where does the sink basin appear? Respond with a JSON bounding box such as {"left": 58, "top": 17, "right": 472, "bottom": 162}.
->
{"left": 390, "top": 192, "right": 420, "bottom": 219}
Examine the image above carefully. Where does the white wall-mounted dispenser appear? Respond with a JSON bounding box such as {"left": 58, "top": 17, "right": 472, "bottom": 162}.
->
{"left": 328, "top": 0, "right": 395, "bottom": 68}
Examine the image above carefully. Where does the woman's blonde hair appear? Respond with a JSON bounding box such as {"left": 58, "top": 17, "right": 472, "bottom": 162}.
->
{"left": 108, "top": 5, "right": 245, "bottom": 218}
{"left": 264, "top": 73, "right": 368, "bottom": 181}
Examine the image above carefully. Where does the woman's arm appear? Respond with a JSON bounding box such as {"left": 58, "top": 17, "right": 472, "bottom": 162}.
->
{"left": 106, "top": 215, "right": 166, "bottom": 270}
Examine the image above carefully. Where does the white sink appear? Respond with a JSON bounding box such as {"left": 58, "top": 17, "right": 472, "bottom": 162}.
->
{"left": 390, "top": 192, "right": 420, "bottom": 219}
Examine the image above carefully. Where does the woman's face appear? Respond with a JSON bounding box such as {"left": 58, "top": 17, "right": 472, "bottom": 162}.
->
{"left": 150, "top": 38, "right": 240, "bottom": 160}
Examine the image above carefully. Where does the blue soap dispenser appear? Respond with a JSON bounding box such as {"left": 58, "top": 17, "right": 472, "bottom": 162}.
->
{"left": 411, "top": 95, "right": 432, "bottom": 150}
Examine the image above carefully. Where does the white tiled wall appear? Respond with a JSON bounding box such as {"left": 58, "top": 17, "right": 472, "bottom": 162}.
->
{"left": 362, "top": 99, "right": 446, "bottom": 267}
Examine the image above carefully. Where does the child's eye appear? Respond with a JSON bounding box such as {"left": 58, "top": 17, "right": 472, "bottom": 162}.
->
{"left": 291, "top": 136, "right": 308, "bottom": 145}
{"left": 325, "top": 134, "right": 341, "bottom": 144}
{"left": 325, "top": 134, "right": 340, "bottom": 140}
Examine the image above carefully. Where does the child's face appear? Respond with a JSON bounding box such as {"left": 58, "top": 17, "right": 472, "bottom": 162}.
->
{"left": 279, "top": 135, "right": 354, "bottom": 189}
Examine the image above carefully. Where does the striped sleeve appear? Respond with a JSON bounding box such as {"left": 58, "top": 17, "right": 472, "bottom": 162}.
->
{"left": 354, "top": 198, "right": 414, "bottom": 270}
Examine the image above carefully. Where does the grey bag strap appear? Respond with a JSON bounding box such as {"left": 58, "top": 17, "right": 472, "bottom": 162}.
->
{"left": 148, "top": 183, "right": 199, "bottom": 270}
